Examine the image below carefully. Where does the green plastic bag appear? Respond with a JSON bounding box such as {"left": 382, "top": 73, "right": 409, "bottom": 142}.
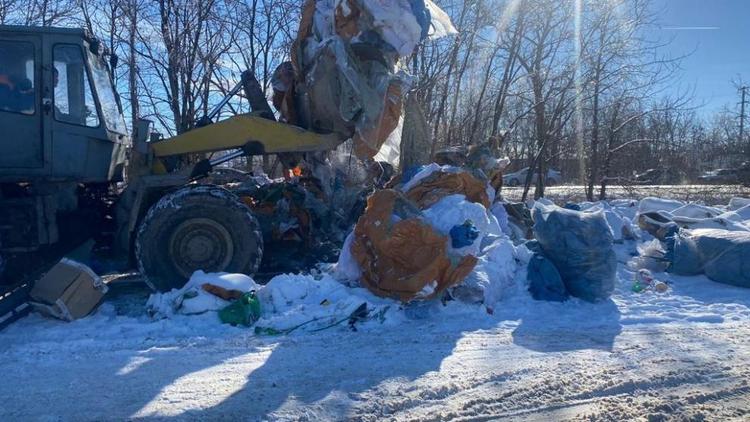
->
{"left": 219, "top": 291, "right": 261, "bottom": 327}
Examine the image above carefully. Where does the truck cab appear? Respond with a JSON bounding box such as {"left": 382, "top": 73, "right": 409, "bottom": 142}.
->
{"left": 0, "top": 26, "right": 129, "bottom": 279}
{"left": 0, "top": 25, "right": 128, "bottom": 183}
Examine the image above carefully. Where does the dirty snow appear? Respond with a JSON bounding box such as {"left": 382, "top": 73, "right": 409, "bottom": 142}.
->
{"left": 2, "top": 196, "right": 750, "bottom": 421}
{"left": 2, "top": 267, "right": 749, "bottom": 421}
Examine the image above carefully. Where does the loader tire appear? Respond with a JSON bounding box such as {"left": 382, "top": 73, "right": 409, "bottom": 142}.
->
{"left": 136, "top": 185, "right": 263, "bottom": 292}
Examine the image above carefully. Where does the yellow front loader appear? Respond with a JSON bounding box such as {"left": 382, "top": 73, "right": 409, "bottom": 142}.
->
{"left": 118, "top": 70, "right": 347, "bottom": 292}
{"left": 0, "top": 24, "right": 350, "bottom": 324}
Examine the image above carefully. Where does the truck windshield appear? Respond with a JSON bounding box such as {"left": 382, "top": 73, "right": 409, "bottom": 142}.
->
{"left": 87, "top": 50, "right": 127, "bottom": 134}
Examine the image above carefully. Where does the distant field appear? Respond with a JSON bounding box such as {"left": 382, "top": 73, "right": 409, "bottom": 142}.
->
{"left": 502, "top": 184, "right": 750, "bottom": 206}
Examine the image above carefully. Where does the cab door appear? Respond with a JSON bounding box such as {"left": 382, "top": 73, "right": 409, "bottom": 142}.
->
{"left": 47, "top": 41, "right": 106, "bottom": 179}
{"left": 0, "top": 34, "right": 44, "bottom": 169}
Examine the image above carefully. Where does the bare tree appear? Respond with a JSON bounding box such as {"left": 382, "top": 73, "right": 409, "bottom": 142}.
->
{"left": 0, "top": 0, "right": 19, "bottom": 24}
{"left": 515, "top": 0, "right": 575, "bottom": 200}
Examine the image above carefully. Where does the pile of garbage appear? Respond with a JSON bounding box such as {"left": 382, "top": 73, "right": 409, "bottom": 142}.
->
{"left": 15, "top": 1, "right": 750, "bottom": 333}
{"left": 620, "top": 197, "right": 750, "bottom": 288}
{"left": 281, "top": 0, "right": 456, "bottom": 165}
{"left": 338, "top": 164, "right": 519, "bottom": 304}
{"left": 146, "top": 164, "right": 531, "bottom": 332}
{"left": 28, "top": 190, "right": 750, "bottom": 330}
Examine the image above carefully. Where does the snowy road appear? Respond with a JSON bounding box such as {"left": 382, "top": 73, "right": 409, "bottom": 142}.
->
{"left": 2, "top": 271, "right": 749, "bottom": 421}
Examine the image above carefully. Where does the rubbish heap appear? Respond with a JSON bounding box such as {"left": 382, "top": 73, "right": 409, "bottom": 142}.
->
{"left": 229, "top": 0, "right": 459, "bottom": 273}
{"left": 146, "top": 162, "right": 528, "bottom": 331}
{"left": 280, "top": 0, "right": 456, "bottom": 165}
{"left": 339, "top": 164, "right": 522, "bottom": 305}
{"left": 625, "top": 196, "right": 750, "bottom": 287}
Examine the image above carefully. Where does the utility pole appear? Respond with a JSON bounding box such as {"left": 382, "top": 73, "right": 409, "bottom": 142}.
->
{"left": 741, "top": 85, "right": 748, "bottom": 156}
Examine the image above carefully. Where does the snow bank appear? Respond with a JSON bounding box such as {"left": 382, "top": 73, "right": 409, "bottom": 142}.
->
{"left": 147, "top": 271, "right": 260, "bottom": 318}
{"left": 638, "top": 197, "right": 684, "bottom": 214}
{"left": 333, "top": 231, "right": 361, "bottom": 282}
{"left": 255, "top": 274, "right": 401, "bottom": 333}
{"left": 452, "top": 236, "right": 528, "bottom": 308}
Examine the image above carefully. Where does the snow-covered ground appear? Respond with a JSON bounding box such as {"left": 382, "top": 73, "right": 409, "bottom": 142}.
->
{"left": 3, "top": 189, "right": 750, "bottom": 421}
{"left": 1, "top": 265, "right": 749, "bottom": 421}
{"left": 504, "top": 185, "right": 750, "bottom": 205}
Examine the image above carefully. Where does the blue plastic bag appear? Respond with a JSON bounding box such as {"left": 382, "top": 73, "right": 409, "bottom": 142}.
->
{"left": 450, "top": 220, "right": 480, "bottom": 249}
{"left": 669, "top": 228, "right": 750, "bottom": 288}
{"left": 532, "top": 205, "right": 616, "bottom": 302}
{"left": 527, "top": 253, "right": 569, "bottom": 302}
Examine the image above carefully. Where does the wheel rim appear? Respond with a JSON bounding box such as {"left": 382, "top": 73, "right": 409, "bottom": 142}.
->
{"left": 168, "top": 218, "right": 234, "bottom": 278}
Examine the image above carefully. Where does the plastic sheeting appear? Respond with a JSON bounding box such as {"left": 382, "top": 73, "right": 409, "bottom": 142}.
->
{"left": 669, "top": 228, "right": 750, "bottom": 288}
{"left": 404, "top": 169, "right": 491, "bottom": 210}
{"left": 292, "top": 0, "right": 455, "bottom": 163}
{"left": 424, "top": 0, "right": 458, "bottom": 38}
{"left": 527, "top": 252, "right": 568, "bottom": 302}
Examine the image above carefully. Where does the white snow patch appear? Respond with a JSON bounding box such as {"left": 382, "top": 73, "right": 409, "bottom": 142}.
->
{"left": 454, "top": 236, "right": 524, "bottom": 308}
{"left": 147, "top": 271, "right": 260, "bottom": 318}
{"left": 333, "top": 231, "right": 361, "bottom": 282}
{"left": 638, "top": 197, "right": 685, "bottom": 214}
{"left": 422, "top": 194, "right": 502, "bottom": 256}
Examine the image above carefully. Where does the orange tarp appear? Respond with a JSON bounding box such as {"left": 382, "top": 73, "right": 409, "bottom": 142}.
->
{"left": 405, "top": 171, "right": 491, "bottom": 210}
{"left": 351, "top": 189, "right": 477, "bottom": 302}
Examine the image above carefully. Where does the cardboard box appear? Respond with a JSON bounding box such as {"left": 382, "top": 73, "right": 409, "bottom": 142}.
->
{"left": 29, "top": 258, "right": 108, "bottom": 321}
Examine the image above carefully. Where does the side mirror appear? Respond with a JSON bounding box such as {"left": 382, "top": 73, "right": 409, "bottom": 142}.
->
{"left": 89, "top": 39, "right": 103, "bottom": 55}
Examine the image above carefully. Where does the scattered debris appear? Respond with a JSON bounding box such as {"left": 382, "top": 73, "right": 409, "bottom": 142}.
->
{"left": 147, "top": 271, "right": 260, "bottom": 318}
{"left": 631, "top": 269, "right": 669, "bottom": 293}
{"left": 637, "top": 198, "right": 749, "bottom": 240}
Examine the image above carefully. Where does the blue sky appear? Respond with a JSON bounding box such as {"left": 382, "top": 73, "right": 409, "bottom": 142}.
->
{"left": 654, "top": 0, "right": 749, "bottom": 114}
